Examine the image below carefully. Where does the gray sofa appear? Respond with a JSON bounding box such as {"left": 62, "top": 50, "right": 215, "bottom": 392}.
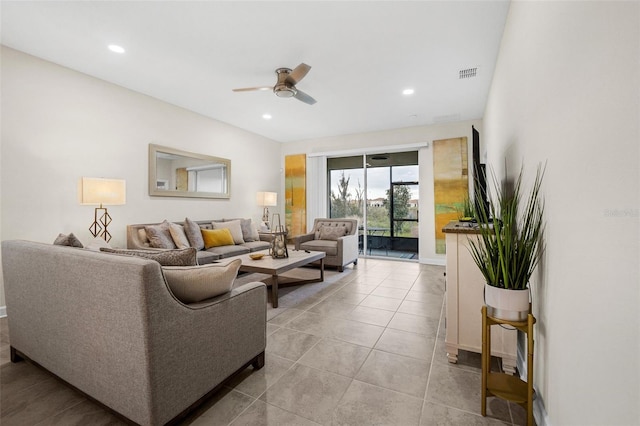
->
{"left": 1, "top": 240, "right": 267, "bottom": 425}
{"left": 127, "top": 219, "right": 271, "bottom": 265}
{"left": 294, "top": 218, "right": 359, "bottom": 272}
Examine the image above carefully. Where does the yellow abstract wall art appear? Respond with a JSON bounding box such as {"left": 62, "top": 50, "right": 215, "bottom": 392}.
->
{"left": 433, "top": 137, "right": 469, "bottom": 254}
{"left": 285, "top": 154, "right": 307, "bottom": 236}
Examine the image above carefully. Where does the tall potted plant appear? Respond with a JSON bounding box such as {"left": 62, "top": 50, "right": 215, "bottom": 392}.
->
{"left": 468, "top": 164, "right": 545, "bottom": 321}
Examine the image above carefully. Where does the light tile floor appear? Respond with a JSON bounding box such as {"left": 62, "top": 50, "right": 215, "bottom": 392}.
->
{"left": 0, "top": 258, "right": 527, "bottom": 425}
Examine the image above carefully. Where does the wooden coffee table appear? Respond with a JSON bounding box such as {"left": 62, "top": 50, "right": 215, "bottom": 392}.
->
{"left": 236, "top": 250, "right": 325, "bottom": 308}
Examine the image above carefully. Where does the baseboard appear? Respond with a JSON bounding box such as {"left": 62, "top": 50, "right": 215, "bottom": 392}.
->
{"left": 517, "top": 341, "right": 550, "bottom": 426}
{"left": 0, "top": 306, "right": 6, "bottom": 318}
{"left": 419, "top": 257, "right": 446, "bottom": 266}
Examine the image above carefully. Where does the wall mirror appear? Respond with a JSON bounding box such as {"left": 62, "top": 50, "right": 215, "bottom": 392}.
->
{"left": 149, "top": 144, "right": 231, "bottom": 199}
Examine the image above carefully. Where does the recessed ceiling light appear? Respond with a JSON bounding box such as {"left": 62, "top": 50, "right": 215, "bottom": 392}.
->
{"left": 108, "top": 44, "right": 125, "bottom": 54}
{"left": 262, "top": 114, "right": 272, "bottom": 120}
{"left": 402, "top": 88, "right": 415, "bottom": 96}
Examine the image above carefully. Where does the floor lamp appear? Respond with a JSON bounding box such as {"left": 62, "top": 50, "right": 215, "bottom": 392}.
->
{"left": 81, "top": 177, "right": 126, "bottom": 242}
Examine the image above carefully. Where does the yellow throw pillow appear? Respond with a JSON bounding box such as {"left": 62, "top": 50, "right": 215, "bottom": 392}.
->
{"left": 201, "top": 228, "right": 234, "bottom": 248}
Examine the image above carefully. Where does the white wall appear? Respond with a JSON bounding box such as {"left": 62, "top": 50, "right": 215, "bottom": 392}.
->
{"left": 282, "top": 120, "right": 482, "bottom": 264}
{"left": 0, "top": 47, "right": 281, "bottom": 308}
{"left": 484, "top": 2, "right": 639, "bottom": 424}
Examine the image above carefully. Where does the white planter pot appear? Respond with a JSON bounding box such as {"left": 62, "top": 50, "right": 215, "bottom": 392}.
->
{"left": 484, "top": 284, "right": 530, "bottom": 321}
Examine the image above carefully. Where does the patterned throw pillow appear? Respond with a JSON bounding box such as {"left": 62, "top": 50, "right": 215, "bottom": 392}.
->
{"left": 100, "top": 247, "right": 197, "bottom": 266}
{"left": 145, "top": 220, "right": 177, "bottom": 249}
{"left": 53, "top": 233, "right": 84, "bottom": 248}
{"left": 201, "top": 228, "right": 235, "bottom": 249}
{"left": 184, "top": 217, "right": 205, "bottom": 250}
{"left": 318, "top": 225, "right": 347, "bottom": 241}
{"left": 162, "top": 259, "right": 242, "bottom": 303}
{"left": 212, "top": 220, "right": 244, "bottom": 245}
{"left": 169, "top": 223, "right": 190, "bottom": 249}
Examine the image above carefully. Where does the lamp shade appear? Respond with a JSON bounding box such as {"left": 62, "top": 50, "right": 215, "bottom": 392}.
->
{"left": 256, "top": 191, "right": 277, "bottom": 207}
{"left": 81, "top": 177, "right": 126, "bottom": 205}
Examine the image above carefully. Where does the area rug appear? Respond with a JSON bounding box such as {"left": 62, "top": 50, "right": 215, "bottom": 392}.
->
{"left": 234, "top": 265, "right": 353, "bottom": 311}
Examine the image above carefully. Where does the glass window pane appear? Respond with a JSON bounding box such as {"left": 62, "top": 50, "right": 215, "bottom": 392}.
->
{"left": 392, "top": 183, "right": 418, "bottom": 220}
{"left": 329, "top": 168, "right": 364, "bottom": 220}
{"left": 366, "top": 167, "right": 390, "bottom": 232}
{"left": 392, "top": 165, "right": 419, "bottom": 183}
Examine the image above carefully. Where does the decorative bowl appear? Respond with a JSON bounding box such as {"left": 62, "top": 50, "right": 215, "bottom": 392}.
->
{"left": 249, "top": 253, "right": 265, "bottom": 260}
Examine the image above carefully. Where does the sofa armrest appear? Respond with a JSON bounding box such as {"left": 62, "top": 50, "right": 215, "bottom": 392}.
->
{"left": 293, "top": 233, "right": 315, "bottom": 249}
{"left": 336, "top": 233, "right": 359, "bottom": 264}
{"left": 127, "top": 224, "right": 152, "bottom": 249}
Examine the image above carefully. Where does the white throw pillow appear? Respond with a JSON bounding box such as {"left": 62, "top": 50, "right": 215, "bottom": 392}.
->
{"left": 169, "top": 223, "right": 190, "bottom": 249}
{"left": 212, "top": 220, "right": 245, "bottom": 245}
{"left": 162, "top": 259, "right": 242, "bottom": 303}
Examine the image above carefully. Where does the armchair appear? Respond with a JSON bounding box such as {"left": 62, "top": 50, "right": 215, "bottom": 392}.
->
{"left": 294, "top": 218, "right": 359, "bottom": 272}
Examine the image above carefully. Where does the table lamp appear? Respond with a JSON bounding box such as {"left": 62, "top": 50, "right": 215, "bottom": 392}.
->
{"left": 256, "top": 191, "right": 277, "bottom": 229}
{"left": 81, "top": 177, "right": 126, "bottom": 242}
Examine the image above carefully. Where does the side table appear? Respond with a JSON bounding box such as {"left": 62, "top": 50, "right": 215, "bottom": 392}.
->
{"left": 481, "top": 305, "right": 536, "bottom": 426}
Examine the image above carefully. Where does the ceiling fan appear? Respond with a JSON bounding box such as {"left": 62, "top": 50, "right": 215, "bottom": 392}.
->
{"left": 232, "top": 63, "right": 317, "bottom": 105}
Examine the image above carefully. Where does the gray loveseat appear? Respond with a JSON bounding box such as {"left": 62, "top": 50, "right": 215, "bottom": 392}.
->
{"left": 2, "top": 240, "right": 267, "bottom": 425}
{"left": 294, "top": 218, "right": 359, "bottom": 272}
{"left": 127, "top": 219, "right": 271, "bottom": 265}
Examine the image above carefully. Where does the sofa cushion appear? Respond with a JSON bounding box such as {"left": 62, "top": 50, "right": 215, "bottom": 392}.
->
{"left": 196, "top": 250, "right": 221, "bottom": 265}
{"left": 202, "top": 228, "right": 235, "bottom": 249}
{"left": 300, "top": 240, "right": 338, "bottom": 256}
{"left": 212, "top": 220, "right": 244, "bottom": 245}
{"left": 169, "top": 223, "right": 190, "bottom": 249}
{"left": 184, "top": 217, "right": 205, "bottom": 250}
{"left": 162, "top": 259, "right": 242, "bottom": 303}
{"left": 205, "top": 244, "right": 250, "bottom": 258}
{"left": 100, "top": 247, "right": 197, "bottom": 266}
{"left": 241, "top": 241, "right": 271, "bottom": 252}
{"left": 53, "top": 233, "right": 84, "bottom": 248}
{"left": 318, "top": 225, "right": 347, "bottom": 241}
{"left": 145, "top": 220, "right": 177, "bottom": 249}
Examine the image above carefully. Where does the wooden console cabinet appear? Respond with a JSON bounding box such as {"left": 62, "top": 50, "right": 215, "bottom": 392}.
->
{"left": 443, "top": 222, "right": 517, "bottom": 374}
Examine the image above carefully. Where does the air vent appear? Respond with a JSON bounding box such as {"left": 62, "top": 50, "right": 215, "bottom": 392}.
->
{"left": 459, "top": 68, "right": 478, "bottom": 79}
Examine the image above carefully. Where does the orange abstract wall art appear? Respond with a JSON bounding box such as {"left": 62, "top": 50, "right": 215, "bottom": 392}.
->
{"left": 285, "top": 154, "right": 307, "bottom": 236}
{"left": 433, "top": 137, "right": 469, "bottom": 254}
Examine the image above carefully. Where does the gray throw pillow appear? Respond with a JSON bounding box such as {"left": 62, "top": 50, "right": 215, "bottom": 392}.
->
{"left": 145, "top": 220, "right": 177, "bottom": 249}
{"left": 53, "top": 233, "right": 84, "bottom": 248}
{"left": 184, "top": 217, "right": 205, "bottom": 250}
{"left": 162, "top": 259, "right": 242, "bottom": 303}
{"left": 240, "top": 218, "right": 256, "bottom": 242}
{"left": 100, "top": 247, "right": 197, "bottom": 266}
{"left": 250, "top": 221, "right": 260, "bottom": 241}
{"left": 318, "top": 225, "right": 347, "bottom": 241}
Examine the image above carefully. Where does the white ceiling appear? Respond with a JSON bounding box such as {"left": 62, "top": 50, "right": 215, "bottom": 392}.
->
{"left": 1, "top": 1, "right": 510, "bottom": 143}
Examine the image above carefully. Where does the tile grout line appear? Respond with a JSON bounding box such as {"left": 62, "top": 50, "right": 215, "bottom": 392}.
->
{"left": 420, "top": 291, "right": 447, "bottom": 420}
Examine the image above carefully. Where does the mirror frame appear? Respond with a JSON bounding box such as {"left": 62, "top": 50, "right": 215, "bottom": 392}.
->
{"left": 148, "top": 144, "right": 231, "bottom": 199}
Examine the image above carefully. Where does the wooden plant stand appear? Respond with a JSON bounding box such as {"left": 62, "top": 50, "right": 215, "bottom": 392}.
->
{"left": 481, "top": 305, "right": 536, "bottom": 426}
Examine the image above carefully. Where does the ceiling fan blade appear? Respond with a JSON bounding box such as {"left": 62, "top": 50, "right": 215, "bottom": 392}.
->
{"left": 294, "top": 89, "right": 317, "bottom": 105}
{"left": 285, "top": 63, "right": 311, "bottom": 85}
{"left": 232, "top": 86, "right": 272, "bottom": 92}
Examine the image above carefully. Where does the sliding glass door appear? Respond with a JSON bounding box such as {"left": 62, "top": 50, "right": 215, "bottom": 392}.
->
{"left": 328, "top": 151, "right": 419, "bottom": 260}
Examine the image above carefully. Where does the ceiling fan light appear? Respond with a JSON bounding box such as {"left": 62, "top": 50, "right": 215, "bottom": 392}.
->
{"left": 274, "top": 86, "right": 296, "bottom": 98}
